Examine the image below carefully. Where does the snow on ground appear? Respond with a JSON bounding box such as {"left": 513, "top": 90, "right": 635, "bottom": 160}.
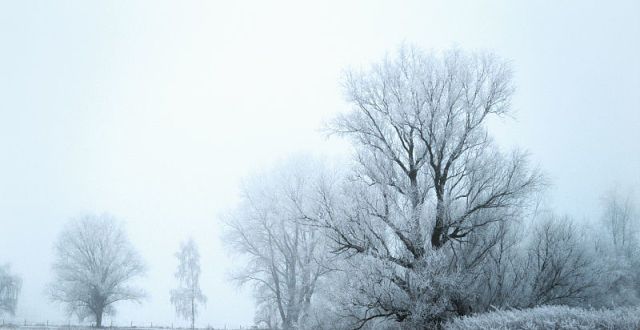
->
{"left": 446, "top": 305, "right": 640, "bottom": 330}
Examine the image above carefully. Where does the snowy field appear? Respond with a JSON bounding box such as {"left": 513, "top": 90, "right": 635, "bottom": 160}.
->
{"left": 0, "top": 326, "right": 259, "bottom": 330}
{"left": 445, "top": 305, "right": 640, "bottom": 330}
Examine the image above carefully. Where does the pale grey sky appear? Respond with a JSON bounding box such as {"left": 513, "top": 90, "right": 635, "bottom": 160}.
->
{"left": 0, "top": 0, "right": 639, "bottom": 327}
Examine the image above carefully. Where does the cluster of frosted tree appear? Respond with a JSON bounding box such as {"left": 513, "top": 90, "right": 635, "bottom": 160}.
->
{"left": 46, "top": 213, "right": 206, "bottom": 328}
{"left": 225, "top": 46, "right": 640, "bottom": 329}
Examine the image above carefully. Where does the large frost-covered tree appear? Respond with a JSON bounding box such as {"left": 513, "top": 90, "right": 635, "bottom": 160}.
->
{"left": 170, "top": 238, "right": 207, "bottom": 329}
{"left": 49, "top": 214, "right": 146, "bottom": 327}
{"left": 224, "top": 157, "right": 333, "bottom": 330}
{"left": 305, "top": 46, "right": 542, "bottom": 327}
{"left": 0, "top": 264, "right": 21, "bottom": 316}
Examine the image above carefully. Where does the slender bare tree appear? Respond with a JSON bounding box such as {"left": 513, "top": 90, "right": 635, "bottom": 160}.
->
{"left": 522, "top": 216, "right": 597, "bottom": 307}
{"left": 170, "top": 238, "right": 207, "bottom": 330}
{"left": 49, "top": 213, "right": 146, "bottom": 327}
{"left": 465, "top": 220, "right": 527, "bottom": 311}
{"left": 224, "top": 157, "right": 333, "bottom": 330}
{"left": 0, "top": 264, "right": 21, "bottom": 316}
{"left": 304, "top": 46, "right": 542, "bottom": 327}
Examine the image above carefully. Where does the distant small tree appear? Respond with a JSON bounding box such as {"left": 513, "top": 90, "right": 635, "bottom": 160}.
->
{"left": 600, "top": 188, "right": 639, "bottom": 257}
{"left": 49, "top": 213, "right": 146, "bottom": 327}
{"left": 0, "top": 264, "right": 21, "bottom": 316}
{"left": 170, "top": 238, "right": 206, "bottom": 330}
{"left": 595, "top": 187, "right": 640, "bottom": 306}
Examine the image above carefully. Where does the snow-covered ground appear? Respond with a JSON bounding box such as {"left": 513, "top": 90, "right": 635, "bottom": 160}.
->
{"left": 0, "top": 326, "right": 258, "bottom": 330}
{"left": 446, "top": 305, "right": 640, "bottom": 330}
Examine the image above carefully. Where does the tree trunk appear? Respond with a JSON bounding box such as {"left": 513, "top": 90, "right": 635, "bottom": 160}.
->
{"left": 191, "top": 296, "right": 195, "bottom": 330}
{"left": 95, "top": 309, "right": 103, "bottom": 328}
{"left": 431, "top": 184, "right": 447, "bottom": 249}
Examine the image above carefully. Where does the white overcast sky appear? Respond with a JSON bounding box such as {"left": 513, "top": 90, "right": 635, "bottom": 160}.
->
{"left": 1, "top": 0, "right": 639, "bottom": 328}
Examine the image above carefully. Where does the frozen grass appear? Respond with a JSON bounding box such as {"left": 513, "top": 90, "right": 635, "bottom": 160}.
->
{"left": 445, "top": 305, "right": 640, "bottom": 329}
